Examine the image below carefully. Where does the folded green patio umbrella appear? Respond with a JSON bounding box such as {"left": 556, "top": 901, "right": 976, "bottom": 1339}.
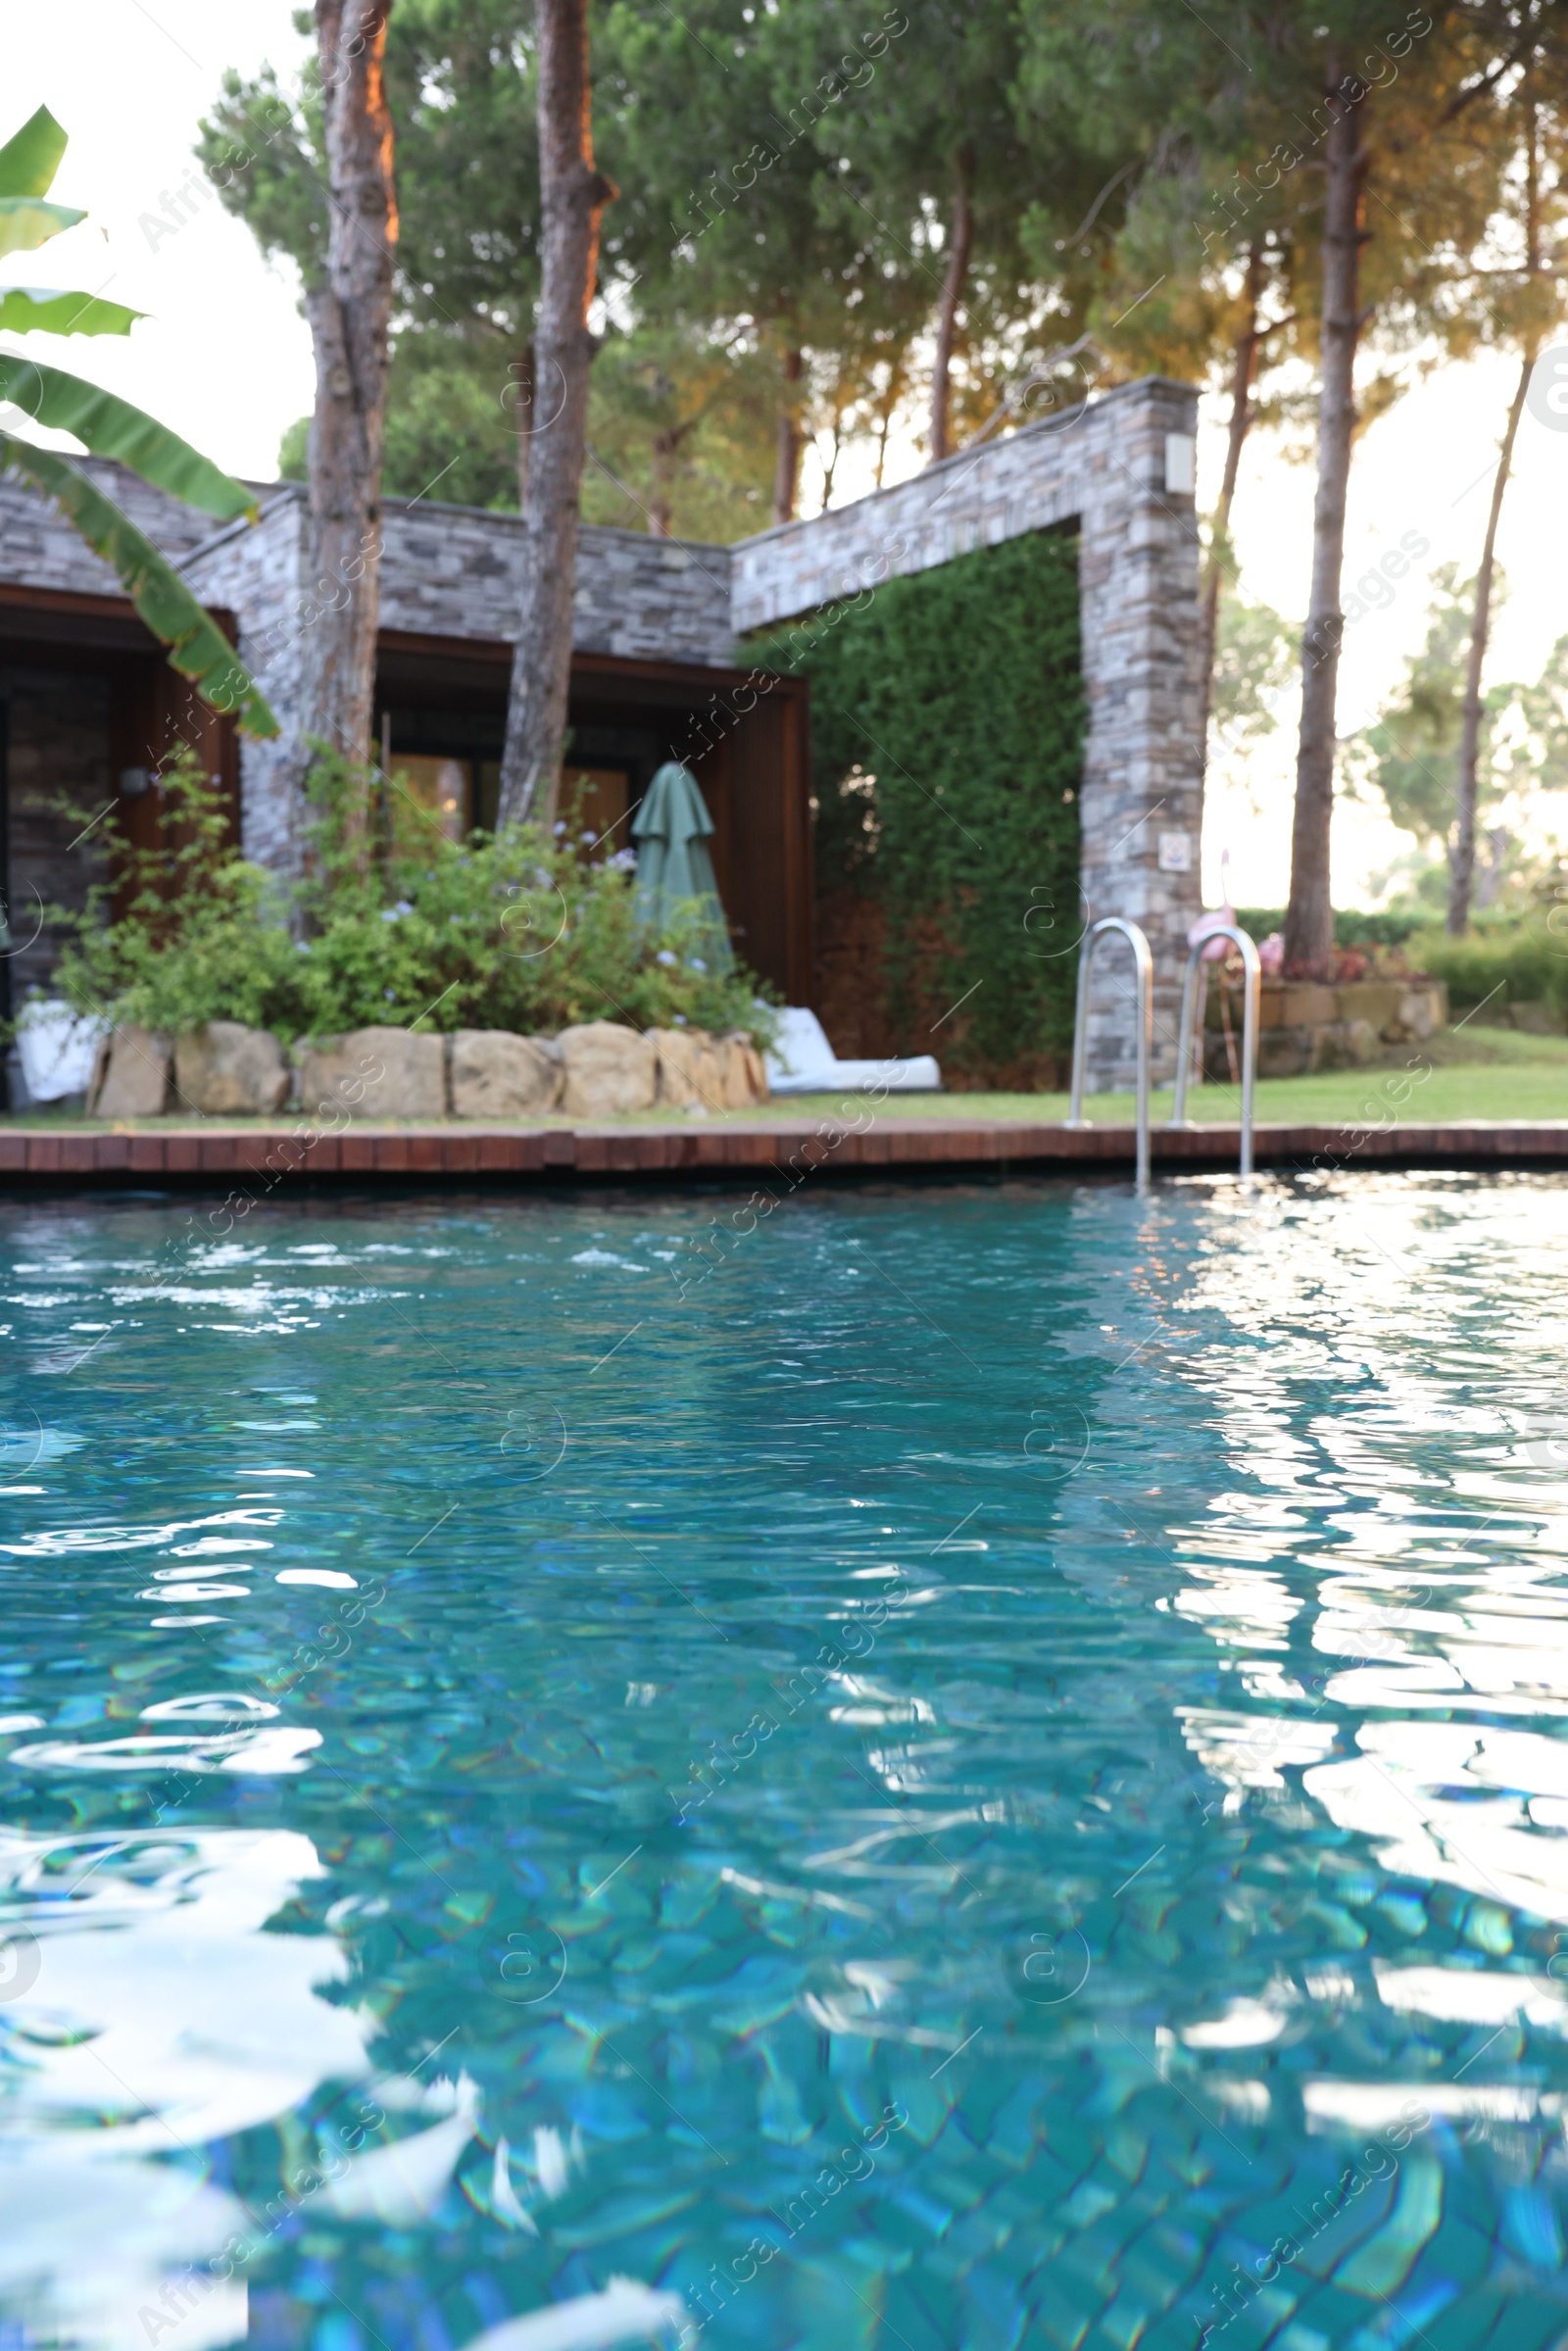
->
{"left": 630, "top": 759, "right": 734, "bottom": 972}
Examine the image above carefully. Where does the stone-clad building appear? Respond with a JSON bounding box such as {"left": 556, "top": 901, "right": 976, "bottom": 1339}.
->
{"left": 0, "top": 375, "right": 1201, "bottom": 1087}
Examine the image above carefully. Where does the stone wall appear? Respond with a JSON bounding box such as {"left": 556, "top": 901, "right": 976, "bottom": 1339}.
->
{"left": 376, "top": 500, "right": 735, "bottom": 667}
{"left": 0, "top": 458, "right": 220, "bottom": 601}
{"left": 184, "top": 495, "right": 311, "bottom": 875}
{"left": 183, "top": 491, "right": 737, "bottom": 874}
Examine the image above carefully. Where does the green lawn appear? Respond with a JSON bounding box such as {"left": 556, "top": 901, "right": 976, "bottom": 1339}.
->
{"left": 779, "top": 1024, "right": 1568, "bottom": 1127}
{"left": 5, "top": 1024, "right": 1565, "bottom": 1129}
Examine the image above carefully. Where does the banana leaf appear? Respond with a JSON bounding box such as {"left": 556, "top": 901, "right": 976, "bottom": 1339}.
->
{"left": 0, "top": 356, "right": 255, "bottom": 521}
{"left": 0, "top": 108, "right": 67, "bottom": 200}
{"left": 0, "top": 196, "right": 83, "bottom": 255}
{"left": 0, "top": 287, "right": 142, "bottom": 337}
{"left": 1, "top": 436, "right": 278, "bottom": 739}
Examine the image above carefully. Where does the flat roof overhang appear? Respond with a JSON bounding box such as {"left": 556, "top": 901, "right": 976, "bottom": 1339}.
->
{"left": 0, "top": 582, "right": 238, "bottom": 659}
{"left": 374, "top": 630, "right": 797, "bottom": 710}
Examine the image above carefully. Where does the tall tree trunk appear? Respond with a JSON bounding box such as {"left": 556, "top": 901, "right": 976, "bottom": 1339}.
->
{"left": 649, "top": 429, "right": 674, "bottom": 538}
{"left": 1199, "top": 241, "right": 1265, "bottom": 751}
{"left": 1447, "top": 355, "right": 1533, "bottom": 935}
{"left": 874, "top": 346, "right": 908, "bottom": 490}
{"left": 511, "top": 339, "right": 535, "bottom": 513}
{"left": 302, "top": 0, "right": 397, "bottom": 833}
{"left": 496, "top": 0, "right": 614, "bottom": 829}
{"left": 1449, "top": 109, "right": 1540, "bottom": 937}
{"left": 1283, "top": 66, "right": 1367, "bottom": 979}
{"left": 772, "top": 345, "right": 804, "bottom": 525}
{"left": 928, "top": 145, "right": 975, "bottom": 466}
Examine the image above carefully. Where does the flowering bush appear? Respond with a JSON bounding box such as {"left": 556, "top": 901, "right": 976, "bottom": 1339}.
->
{"left": 43, "top": 749, "right": 774, "bottom": 1046}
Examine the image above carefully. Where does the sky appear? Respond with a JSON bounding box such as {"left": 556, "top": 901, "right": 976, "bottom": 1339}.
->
{"left": 3, "top": 2, "right": 1563, "bottom": 913}
{"left": 3, "top": 2, "right": 316, "bottom": 477}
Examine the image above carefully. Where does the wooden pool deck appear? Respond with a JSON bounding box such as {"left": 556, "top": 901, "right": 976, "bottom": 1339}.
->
{"left": 2, "top": 1114, "right": 1567, "bottom": 1187}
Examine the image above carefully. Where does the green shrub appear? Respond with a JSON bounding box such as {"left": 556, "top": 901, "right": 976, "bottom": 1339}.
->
{"left": 1234, "top": 906, "right": 1431, "bottom": 952}
{"left": 1412, "top": 922, "right": 1568, "bottom": 1016}
{"left": 43, "top": 748, "right": 773, "bottom": 1046}
{"left": 754, "top": 529, "right": 1085, "bottom": 1082}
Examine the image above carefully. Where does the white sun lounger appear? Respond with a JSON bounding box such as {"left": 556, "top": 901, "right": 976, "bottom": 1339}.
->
{"left": 762, "top": 1006, "right": 942, "bottom": 1097}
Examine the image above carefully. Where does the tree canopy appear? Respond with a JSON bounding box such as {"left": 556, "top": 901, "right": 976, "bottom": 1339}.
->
{"left": 197, "top": 0, "right": 1567, "bottom": 936}
{"left": 201, "top": 0, "right": 1163, "bottom": 535}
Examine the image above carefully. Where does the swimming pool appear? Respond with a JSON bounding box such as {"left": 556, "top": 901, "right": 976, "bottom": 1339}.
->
{"left": 2, "top": 1173, "right": 1566, "bottom": 2351}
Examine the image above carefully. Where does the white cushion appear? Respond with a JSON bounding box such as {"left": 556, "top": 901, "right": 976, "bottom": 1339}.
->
{"left": 763, "top": 1005, "right": 941, "bottom": 1096}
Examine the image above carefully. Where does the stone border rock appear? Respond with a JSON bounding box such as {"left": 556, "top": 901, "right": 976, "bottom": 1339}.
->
{"left": 173, "top": 1021, "right": 291, "bottom": 1115}
{"left": 84, "top": 1018, "right": 771, "bottom": 1121}
{"left": 449, "top": 1029, "right": 564, "bottom": 1117}
{"left": 87, "top": 1024, "right": 172, "bottom": 1119}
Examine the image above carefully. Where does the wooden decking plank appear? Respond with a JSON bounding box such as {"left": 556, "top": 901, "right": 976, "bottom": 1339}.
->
{"left": 2, "top": 1116, "right": 1567, "bottom": 1185}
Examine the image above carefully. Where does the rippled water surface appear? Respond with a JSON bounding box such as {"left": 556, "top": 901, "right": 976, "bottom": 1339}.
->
{"left": 3, "top": 1173, "right": 1568, "bottom": 2351}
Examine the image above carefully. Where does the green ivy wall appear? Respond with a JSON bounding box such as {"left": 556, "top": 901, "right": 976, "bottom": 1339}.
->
{"left": 757, "top": 528, "right": 1085, "bottom": 1088}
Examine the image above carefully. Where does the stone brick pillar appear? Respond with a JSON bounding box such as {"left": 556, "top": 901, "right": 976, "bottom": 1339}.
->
{"left": 1074, "top": 382, "right": 1204, "bottom": 1090}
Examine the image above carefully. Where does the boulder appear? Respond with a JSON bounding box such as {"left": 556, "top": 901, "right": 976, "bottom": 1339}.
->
{"left": 174, "top": 1021, "right": 291, "bottom": 1115}
{"left": 559, "top": 1021, "right": 658, "bottom": 1118}
{"left": 293, "top": 1027, "right": 446, "bottom": 1120}
{"left": 89, "top": 1024, "right": 172, "bottom": 1119}
{"left": 714, "top": 1032, "right": 769, "bottom": 1107}
{"left": 448, "top": 1029, "right": 563, "bottom": 1118}
{"left": 654, "top": 1027, "right": 769, "bottom": 1111}
{"left": 653, "top": 1027, "right": 716, "bottom": 1108}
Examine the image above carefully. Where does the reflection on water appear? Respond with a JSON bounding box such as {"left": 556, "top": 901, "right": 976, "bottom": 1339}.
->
{"left": 3, "top": 1176, "right": 1568, "bottom": 2347}
{"left": 0, "top": 1824, "right": 364, "bottom": 2346}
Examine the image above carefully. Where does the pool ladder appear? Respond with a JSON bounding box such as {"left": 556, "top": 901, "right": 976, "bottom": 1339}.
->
{"left": 1068, "top": 919, "right": 1153, "bottom": 1187}
{"left": 1067, "top": 917, "right": 1262, "bottom": 1184}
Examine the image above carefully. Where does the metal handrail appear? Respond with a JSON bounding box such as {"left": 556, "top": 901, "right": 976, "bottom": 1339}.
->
{"left": 1169, "top": 924, "right": 1262, "bottom": 1176}
{"left": 1067, "top": 916, "right": 1152, "bottom": 1189}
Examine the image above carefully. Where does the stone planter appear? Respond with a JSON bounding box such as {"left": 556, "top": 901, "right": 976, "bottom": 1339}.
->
{"left": 174, "top": 1021, "right": 291, "bottom": 1114}
{"left": 88, "top": 1024, "right": 172, "bottom": 1118}
{"left": 448, "top": 1030, "right": 564, "bottom": 1117}
{"left": 559, "top": 1021, "right": 659, "bottom": 1118}
{"left": 1206, "top": 976, "right": 1448, "bottom": 1078}
{"left": 293, "top": 1027, "right": 446, "bottom": 1120}
{"left": 1250, "top": 1018, "right": 1380, "bottom": 1080}
{"left": 1336, "top": 979, "right": 1446, "bottom": 1043}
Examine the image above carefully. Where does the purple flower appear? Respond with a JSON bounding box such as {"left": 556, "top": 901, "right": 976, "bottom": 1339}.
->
{"left": 657, "top": 950, "right": 678, "bottom": 967}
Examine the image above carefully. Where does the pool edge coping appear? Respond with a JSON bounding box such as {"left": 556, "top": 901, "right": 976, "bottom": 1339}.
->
{"left": 3, "top": 1117, "right": 1568, "bottom": 1187}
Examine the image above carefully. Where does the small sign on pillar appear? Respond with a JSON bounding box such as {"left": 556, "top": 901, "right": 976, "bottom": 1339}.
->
{"left": 1157, "top": 830, "right": 1193, "bottom": 874}
{"left": 1163, "top": 434, "right": 1197, "bottom": 494}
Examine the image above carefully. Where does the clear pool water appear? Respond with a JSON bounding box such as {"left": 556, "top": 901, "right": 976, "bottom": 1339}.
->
{"left": 2, "top": 1173, "right": 1568, "bottom": 2351}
